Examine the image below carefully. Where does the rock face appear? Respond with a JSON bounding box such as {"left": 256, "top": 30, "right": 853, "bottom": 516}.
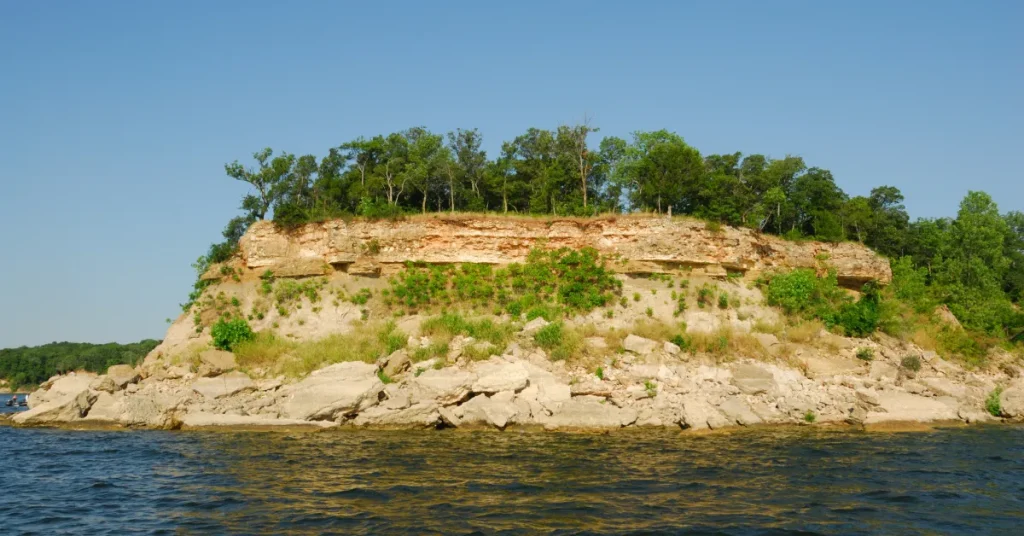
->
{"left": 999, "top": 383, "right": 1024, "bottom": 418}
{"left": 237, "top": 216, "right": 891, "bottom": 285}
{"left": 199, "top": 350, "right": 237, "bottom": 375}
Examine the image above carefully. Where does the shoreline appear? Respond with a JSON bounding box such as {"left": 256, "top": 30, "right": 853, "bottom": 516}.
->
{"left": 1, "top": 412, "right": 1012, "bottom": 435}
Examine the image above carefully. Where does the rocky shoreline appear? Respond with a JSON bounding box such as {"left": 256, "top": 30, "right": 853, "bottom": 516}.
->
{"left": 7, "top": 326, "right": 1024, "bottom": 434}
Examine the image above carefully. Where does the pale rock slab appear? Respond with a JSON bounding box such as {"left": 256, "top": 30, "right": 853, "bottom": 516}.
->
{"left": 542, "top": 398, "right": 637, "bottom": 430}
{"left": 623, "top": 335, "right": 658, "bottom": 355}
{"left": 717, "top": 396, "right": 763, "bottom": 426}
{"left": 192, "top": 371, "right": 255, "bottom": 400}
{"left": 730, "top": 363, "right": 776, "bottom": 395}
{"left": 471, "top": 361, "right": 529, "bottom": 394}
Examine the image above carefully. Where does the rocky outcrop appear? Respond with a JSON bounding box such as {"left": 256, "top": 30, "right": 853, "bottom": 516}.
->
{"left": 235, "top": 216, "right": 891, "bottom": 285}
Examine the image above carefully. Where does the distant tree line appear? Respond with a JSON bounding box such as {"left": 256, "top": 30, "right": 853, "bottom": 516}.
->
{"left": 0, "top": 340, "right": 160, "bottom": 390}
{"left": 193, "top": 123, "right": 1021, "bottom": 339}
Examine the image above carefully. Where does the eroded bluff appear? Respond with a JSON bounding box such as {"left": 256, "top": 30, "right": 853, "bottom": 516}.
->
{"left": 230, "top": 215, "right": 891, "bottom": 285}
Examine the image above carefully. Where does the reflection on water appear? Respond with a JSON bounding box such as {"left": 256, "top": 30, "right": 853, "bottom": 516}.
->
{"left": 2, "top": 425, "right": 1023, "bottom": 534}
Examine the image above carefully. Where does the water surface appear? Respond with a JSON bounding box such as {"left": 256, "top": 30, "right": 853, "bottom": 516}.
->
{"left": 2, "top": 423, "right": 1022, "bottom": 534}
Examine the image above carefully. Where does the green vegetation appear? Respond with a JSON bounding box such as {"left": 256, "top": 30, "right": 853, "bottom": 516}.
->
{"left": 985, "top": 387, "right": 1003, "bottom": 417}
{"left": 0, "top": 339, "right": 161, "bottom": 390}
{"left": 377, "top": 370, "right": 394, "bottom": 385}
{"left": 644, "top": 380, "right": 658, "bottom": 398}
{"left": 856, "top": 347, "right": 874, "bottom": 361}
{"left": 762, "top": 269, "right": 881, "bottom": 338}
{"left": 211, "top": 317, "right": 255, "bottom": 351}
{"left": 901, "top": 355, "right": 922, "bottom": 373}
{"left": 533, "top": 322, "right": 582, "bottom": 361}
{"left": 595, "top": 366, "right": 604, "bottom": 380}
{"left": 804, "top": 410, "right": 817, "bottom": 423}
{"left": 388, "top": 247, "right": 620, "bottom": 316}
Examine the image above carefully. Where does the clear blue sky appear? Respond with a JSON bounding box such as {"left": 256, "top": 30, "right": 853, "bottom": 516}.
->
{"left": 1, "top": 1, "right": 1021, "bottom": 348}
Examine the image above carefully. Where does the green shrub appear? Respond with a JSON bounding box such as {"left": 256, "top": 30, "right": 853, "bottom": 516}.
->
{"left": 901, "top": 355, "right": 922, "bottom": 372}
{"left": 804, "top": 410, "right": 816, "bottom": 423}
{"left": 211, "top": 317, "right": 255, "bottom": 351}
{"left": 644, "top": 380, "right": 658, "bottom": 397}
{"left": 985, "top": 387, "right": 1003, "bottom": 417}
{"left": 534, "top": 322, "right": 564, "bottom": 350}
{"left": 645, "top": 307, "right": 653, "bottom": 317}
{"left": 765, "top": 269, "right": 823, "bottom": 315}
{"left": 350, "top": 288, "right": 373, "bottom": 305}
{"left": 717, "top": 293, "right": 729, "bottom": 309}
{"left": 377, "top": 370, "right": 394, "bottom": 384}
{"left": 697, "top": 285, "right": 715, "bottom": 308}
{"left": 633, "top": 292, "right": 641, "bottom": 302}
{"left": 595, "top": 366, "right": 604, "bottom": 380}
{"left": 855, "top": 347, "right": 874, "bottom": 361}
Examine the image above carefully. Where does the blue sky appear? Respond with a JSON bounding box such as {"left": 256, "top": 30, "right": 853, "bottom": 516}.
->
{"left": 1, "top": 1, "right": 1021, "bottom": 347}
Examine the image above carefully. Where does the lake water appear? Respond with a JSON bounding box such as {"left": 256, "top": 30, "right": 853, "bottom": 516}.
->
{"left": 1, "top": 418, "right": 1022, "bottom": 535}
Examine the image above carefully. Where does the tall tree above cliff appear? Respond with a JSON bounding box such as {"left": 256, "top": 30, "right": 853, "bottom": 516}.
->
{"left": 224, "top": 148, "right": 296, "bottom": 220}
{"left": 447, "top": 129, "right": 488, "bottom": 210}
{"left": 621, "top": 130, "right": 703, "bottom": 214}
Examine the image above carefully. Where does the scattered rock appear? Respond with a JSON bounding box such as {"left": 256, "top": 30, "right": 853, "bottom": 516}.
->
{"left": 663, "top": 341, "right": 681, "bottom": 356}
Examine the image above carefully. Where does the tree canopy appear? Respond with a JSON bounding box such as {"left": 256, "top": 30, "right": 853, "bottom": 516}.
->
{"left": 0, "top": 340, "right": 160, "bottom": 390}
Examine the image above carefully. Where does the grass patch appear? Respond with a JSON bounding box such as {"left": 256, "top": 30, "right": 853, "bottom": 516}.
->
{"left": 234, "top": 321, "right": 407, "bottom": 377}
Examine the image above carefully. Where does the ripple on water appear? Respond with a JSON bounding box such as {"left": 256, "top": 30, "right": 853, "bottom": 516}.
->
{"left": 2, "top": 425, "right": 1023, "bottom": 534}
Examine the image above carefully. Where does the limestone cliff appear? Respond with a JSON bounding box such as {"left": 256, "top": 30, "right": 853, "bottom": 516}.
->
{"left": 230, "top": 215, "right": 891, "bottom": 286}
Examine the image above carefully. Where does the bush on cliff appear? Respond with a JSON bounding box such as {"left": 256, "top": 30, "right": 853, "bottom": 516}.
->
{"left": 211, "top": 318, "right": 255, "bottom": 351}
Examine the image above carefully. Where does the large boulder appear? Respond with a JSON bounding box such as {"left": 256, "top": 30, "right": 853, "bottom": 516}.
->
{"left": 730, "top": 363, "right": 776, "bottom": 395}
{"left": 411, "top": 368, "right": 477, "bottom": 405}
{"left": 999, "top": 384, "right": 1024, "bottom": 418}
{"left": 542, "top": 398, "right": 637, "bottom": 430}
{"left": 106, "top": 365, "right": 141, "bottom": 389}
{"left": 119, "top": 393, "right": 180, "bottom": 428}
{"left": 13, "top": 389, "right": 97, "bottom": 425}
{"left": 447, "top": 393, "right": 520, "bottom": 429}
{"left": 380, "top": 349, "right": 411, "bottom": 378}
{"left": 623, "top": 335, "right": 658, "bottom": 356}
{"left": 199, "top": 350, "right": 237, "bottom": 375}
{"left": 281, "top": 362, "right": 384, "bottom": 421}
{"left": 471, "top": 361, "right": 529, "bottom": 394}
{"left": 27, "top": 373, "right": 97, "bottom": 408}
{"left": 83, "top": 392, "right": 123, "bottom": 422}
{"left": 192, "top": 371, "right": 255, "bottom": 400}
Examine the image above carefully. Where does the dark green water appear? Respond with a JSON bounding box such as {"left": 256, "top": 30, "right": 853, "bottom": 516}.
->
{"left": 1, "top": 419, "right": 1022, "bottom": 535}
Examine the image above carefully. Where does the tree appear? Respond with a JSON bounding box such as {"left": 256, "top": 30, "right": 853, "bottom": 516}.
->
{"left": 403, "top": 127, "right": 446, "bottom": 213}
{"left": 556, "top": 119, "right": 599, "bottom": 211}
{"left": 865, "top": 186, "right": 910, "bottom": 256}
{"left": 378, "top": 133, "right": 410, "bottom": 207}
{"left": 622, "top": 131, "right": 703, "bottom": 214}
{"left": 448, "top": 129, "right": 488, "bottom": 209}
{"left": 224, "top": 148, "right": 296, "bottom": 220}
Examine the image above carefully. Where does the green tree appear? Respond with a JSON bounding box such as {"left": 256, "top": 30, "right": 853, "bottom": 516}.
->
{"left": 224, "top": 148, "right": 296, "bottom": 220}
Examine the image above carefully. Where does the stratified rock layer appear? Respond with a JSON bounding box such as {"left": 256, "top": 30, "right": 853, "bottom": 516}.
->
{"left": 235, "top": 216, "right": 891, "bottom": 285}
